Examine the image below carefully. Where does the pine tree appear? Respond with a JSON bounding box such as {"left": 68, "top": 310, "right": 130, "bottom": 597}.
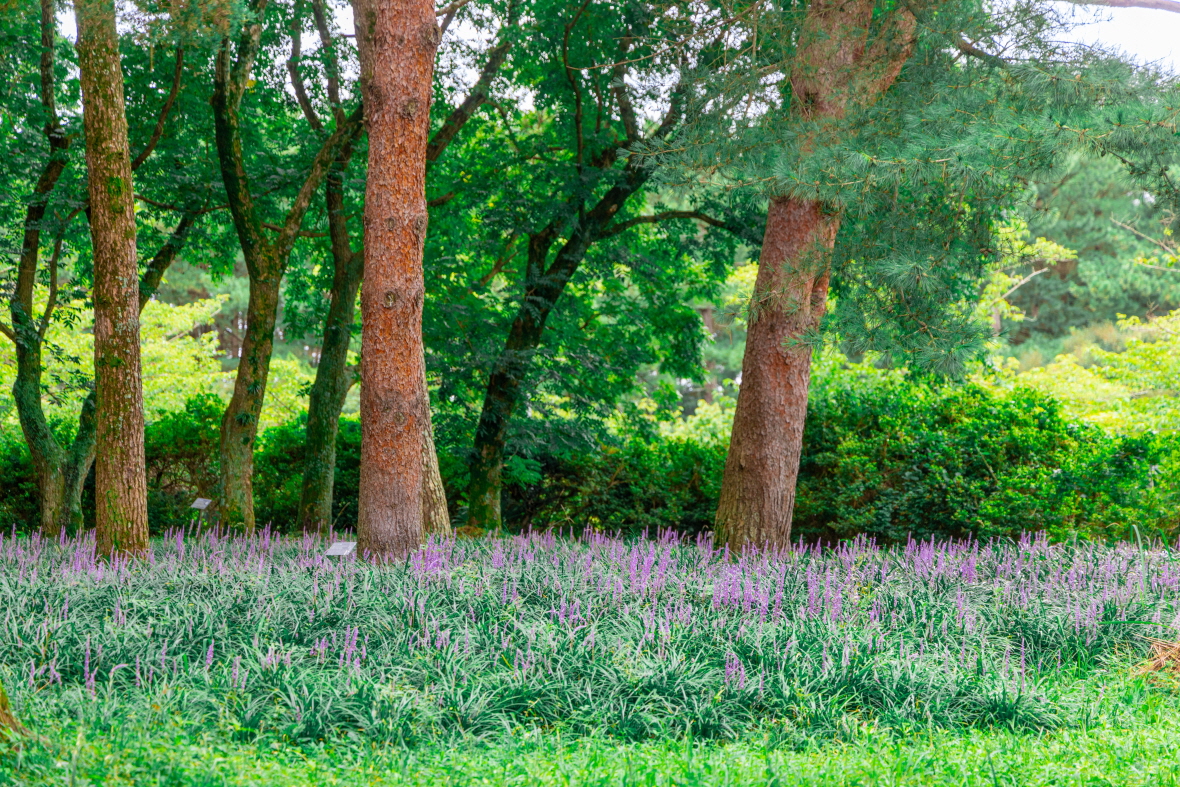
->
{"left": 352, "top": 0, "right": 439, "bottom": 559}
{"left": 653, "top": 0, "right": 1179, "bottom": 551}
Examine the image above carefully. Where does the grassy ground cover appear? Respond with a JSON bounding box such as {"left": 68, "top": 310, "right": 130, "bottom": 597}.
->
{"left": 3, "top": 529, "right": 1180, "bottom": 785}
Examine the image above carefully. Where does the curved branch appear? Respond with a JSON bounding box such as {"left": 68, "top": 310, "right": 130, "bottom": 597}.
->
{"left": 131, "top": 47, "right": 184, "bottom": 171}
{"left": 599, "top": 209, "right": 762, "bottom": 245}
{"left": 288, "top": 0, "right": 324, "bottom": 132}
{"left": 426, "top": 34, "right": 513, "bottom": 162}
{"left": 140, "top": 211, "right": 200, "bottom": 308}
{"left": 310, "top": 0, "right": 342, "bottom": 120}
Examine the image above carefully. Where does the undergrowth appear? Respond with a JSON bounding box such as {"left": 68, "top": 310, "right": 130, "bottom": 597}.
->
{"left": 2, "top": 529, "right": 1178, "bottom": 755}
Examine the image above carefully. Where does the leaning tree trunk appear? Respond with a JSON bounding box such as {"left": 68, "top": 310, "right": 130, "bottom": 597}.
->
{"left": 714, "top": 198, "right": 836, "bottom": 552}
{"left": 713, "top": 0, "right": 915, "bottom": 553}
{"left": 76, "top": 0, "right": 149, "bottom": 558}
{"left": 352, "top": 0, "right": 438, "bottom": 559}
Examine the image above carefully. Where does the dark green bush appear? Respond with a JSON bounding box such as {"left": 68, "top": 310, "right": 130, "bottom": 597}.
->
{"left": 793, "top": 368, "right": 1177, "bottom": 542}
{"left": 251, "top": 415, "right": 361, "bottom": 531}
{"left": 0, "top": 429, "right": 38, "bottom": 532}
{"left": 143, "top": 393, "right": 223, "bottom": 531}
{"left": 500, "top": 366, "right": 1177, "bottom": 542}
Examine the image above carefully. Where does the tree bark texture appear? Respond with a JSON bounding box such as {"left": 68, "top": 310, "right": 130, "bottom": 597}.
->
{"left": 352, "top": 0, "right": 438, "bottom": 559}
{"left": 715, "top": 0, "right": 915, "bottom": 552}
{"left": 297, "top": 15, "right": 507, "bottom": 535}
{"left": 715, "top": 198, "right": 836, "bottom": 552}
{"left": 76, "top": 0, "right": 149, "bottom": 558}
{"left": 9, "top": 0, "right": 83, "bottom": 538}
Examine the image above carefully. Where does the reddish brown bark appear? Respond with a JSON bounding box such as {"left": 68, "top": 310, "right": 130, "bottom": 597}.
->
{"left": 715, "top": 198, "right": 836, "bottom": 551}
{"left": 352, "top": 0, "right": 439, "bottom": 559}
{"left": 715, "top": 1, "right": 915, "bottom": 552}
{"left": 76, "top": 0, "right": 149, "bottom": 557}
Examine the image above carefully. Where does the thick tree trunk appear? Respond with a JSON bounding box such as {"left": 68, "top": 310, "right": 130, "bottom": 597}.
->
{"left": 714, "top": 198, "right": 836, "bottom": 552}
{"left": 352, "top": 0, "right": 438, "bottom": 559}
{"left": 713, "top": 1, "right": 915, "bottom": 552}
{"left": 76, "top": 0, "right": 149, "bottom": 557}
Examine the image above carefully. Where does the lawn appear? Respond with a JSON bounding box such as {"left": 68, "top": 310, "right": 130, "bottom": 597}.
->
{"left": 3, "top": 529, "right": 1180, "bottom": 785}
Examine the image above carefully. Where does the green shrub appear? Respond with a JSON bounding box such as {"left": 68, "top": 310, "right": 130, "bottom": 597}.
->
{"left": 2, "top": 367, "right": 1174, "bottom": 541}
{"left": 252, "top": 415, "right": 361, "bottom": 531}
{"left": 144, "top": 393, "right": 223, "bottom": 531}
{"left": 498, "top": 364, "right": 1177, "bottom": 542}
{"left": 794, "top": 367, "right": 1177, "bottom": 542}
{"left": 0, "top": 429, "right": 38, "bottom": 532}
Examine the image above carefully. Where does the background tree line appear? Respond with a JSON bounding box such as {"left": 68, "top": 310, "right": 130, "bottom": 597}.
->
{"left": 2, "top": 0, "right": 1179, "bottom": 554}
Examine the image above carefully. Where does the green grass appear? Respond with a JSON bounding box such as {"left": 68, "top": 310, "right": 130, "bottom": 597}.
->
{"left": 5, "top": 530, "right": 1180, "bottom": 784}
{"left": 5, "top": 689, "right": 1180, "bottom": 787}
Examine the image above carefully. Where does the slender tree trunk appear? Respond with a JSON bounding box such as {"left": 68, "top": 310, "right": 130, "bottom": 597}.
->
{"left": 217, "top": 258, "right": 281, "bottom": 533}
{"left": 714, "top": 198, "right": 836, "bottom": 551}
{"left": 10, "top": 0, "right": 72, "bottom": 538}
{"left": 298, "top": 167, "right": 362, "bottom": 534}
{"left": 421, "top": 405, "right": 450, "bottom": 536}
{"left": 352, "top": 0, "right": 439, "bottom": 559}
{"left": 464, "top": 168, "right": 652, "bottom": 530}
{"left": 76, "top": 0, "right": 148, "bottom": 557}
{"left": 713, "top": 1, "right": 915, "bottom": 552}
{"left": 211, "top": 5, "right": 361, "bottom": 532}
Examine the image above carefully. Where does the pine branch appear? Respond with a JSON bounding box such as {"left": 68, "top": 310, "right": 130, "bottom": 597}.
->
{"left": 599, "top": 209, "right": 762, "bottom": 244}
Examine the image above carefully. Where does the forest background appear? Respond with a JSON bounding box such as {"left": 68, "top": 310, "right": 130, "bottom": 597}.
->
{"left": 2, "top": 0, "right": 1180, "bottom": 546}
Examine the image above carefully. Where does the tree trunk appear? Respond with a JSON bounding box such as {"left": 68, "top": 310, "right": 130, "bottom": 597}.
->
{"left": 712, "top": 0, "right": 915, "bottom": 552}
{"left": 298, "top": 171, "right": 362, "bottom": 534}
{"left": 217, "top": 259, "right": 281, "bottom": 533}
{"left": 76, "top": 0, "right": 149, "bottom": 557}
{"left": 714, "top": 198, "right": 836, "bottom": 552}
{"left": 421, "top": 375, "right": 451, "bottom": 537}
{"left": 297, "top": 22, "right": 511, "bottom": 537}
{"left": 464, "top": 169, "right": 651, "bottom": 531}
{"left": 352, "top": 0, "right": 438, "bottom": 559}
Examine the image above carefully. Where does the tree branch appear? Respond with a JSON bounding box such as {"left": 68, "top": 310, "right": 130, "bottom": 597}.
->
{"left": 612, "top": 37, "right": 640, "bottom": 144}
{"left": 131, "top": 47, "right": 184, "bottom": 171}
{"left": 288, "top": 0, "right": 324, "bottom": 132}
{"left": 274, "top": 103, "right": 365, "bottom": 259}
{"left": 426, "top": 34, "right": 513, "bottom": 162}
{"left": 955, "top": 35, "right": 1006, "bottom": 67}
{"left": 139, "top": 211, "right": 200, "bottom": 308}
{"left": 211, "top": 1, "right": 271, "bottom": 265}
{"left": 562, "top": 0, "right": 592, "bottom": 171}
{"left": 599, "top": 209, "right": 762, "bottom": 244}
{"left": 310, "top": 0, "right": 343, "bottom": 121}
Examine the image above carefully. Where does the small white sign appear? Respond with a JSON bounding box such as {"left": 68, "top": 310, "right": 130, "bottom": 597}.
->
{"left": 325, "top": 541, "right": 357, "bottom": 557}
{"left": 191, "top": 498, "right": 212, "bottom": 510}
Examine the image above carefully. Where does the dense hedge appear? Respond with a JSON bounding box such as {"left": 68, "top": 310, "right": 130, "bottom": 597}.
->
{"left": 1, "top": 365, "right": 1176, "bottom": 542}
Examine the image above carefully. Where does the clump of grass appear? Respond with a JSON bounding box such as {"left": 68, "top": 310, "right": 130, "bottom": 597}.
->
{"left": 0, "top": 529, "right": 1176, "bottom": 749}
